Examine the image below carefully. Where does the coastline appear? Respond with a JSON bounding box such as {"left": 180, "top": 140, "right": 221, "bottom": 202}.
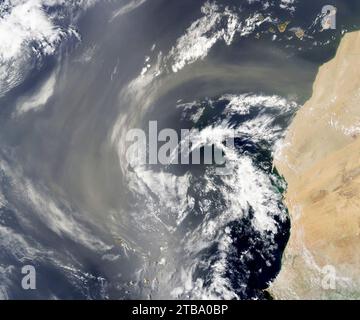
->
{"left": 270, "top": 31, "right": 360, "bottom": 299}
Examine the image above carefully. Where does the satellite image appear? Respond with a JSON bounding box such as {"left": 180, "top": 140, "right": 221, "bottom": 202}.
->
{"left": 0, "top": 0, "right": 360, "bottom": 301}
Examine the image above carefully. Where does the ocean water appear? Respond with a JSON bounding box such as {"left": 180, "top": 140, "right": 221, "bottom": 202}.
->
{"left": 0, "top": 0, "right": 360, "bottom": 299}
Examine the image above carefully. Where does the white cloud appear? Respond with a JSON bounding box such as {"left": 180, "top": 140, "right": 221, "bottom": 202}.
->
{"left": 0, "top": 0, "right": 61, "bottom": 61}
{"left": 0, "top": 0, "right": 94, "bottom": 97}
{"left": 168, "top": 1, "right": 241, "bottom": 73}
{"left": 114, "top": 93, "right": 296, "bottom": 298}
{"left": 279, "top": 0, "right": 296, "bottom": 13}
{"left": 0, "top": 159, "right": 111, "bottom": 252}
{"left": 110, "top": 0, "right": 147, "bottom": 21}
{"left": 166, "top": 1, "right": 271, "bottom": 73}
{"left": 16, "top": 70, "right": 57, "bottom": 115}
